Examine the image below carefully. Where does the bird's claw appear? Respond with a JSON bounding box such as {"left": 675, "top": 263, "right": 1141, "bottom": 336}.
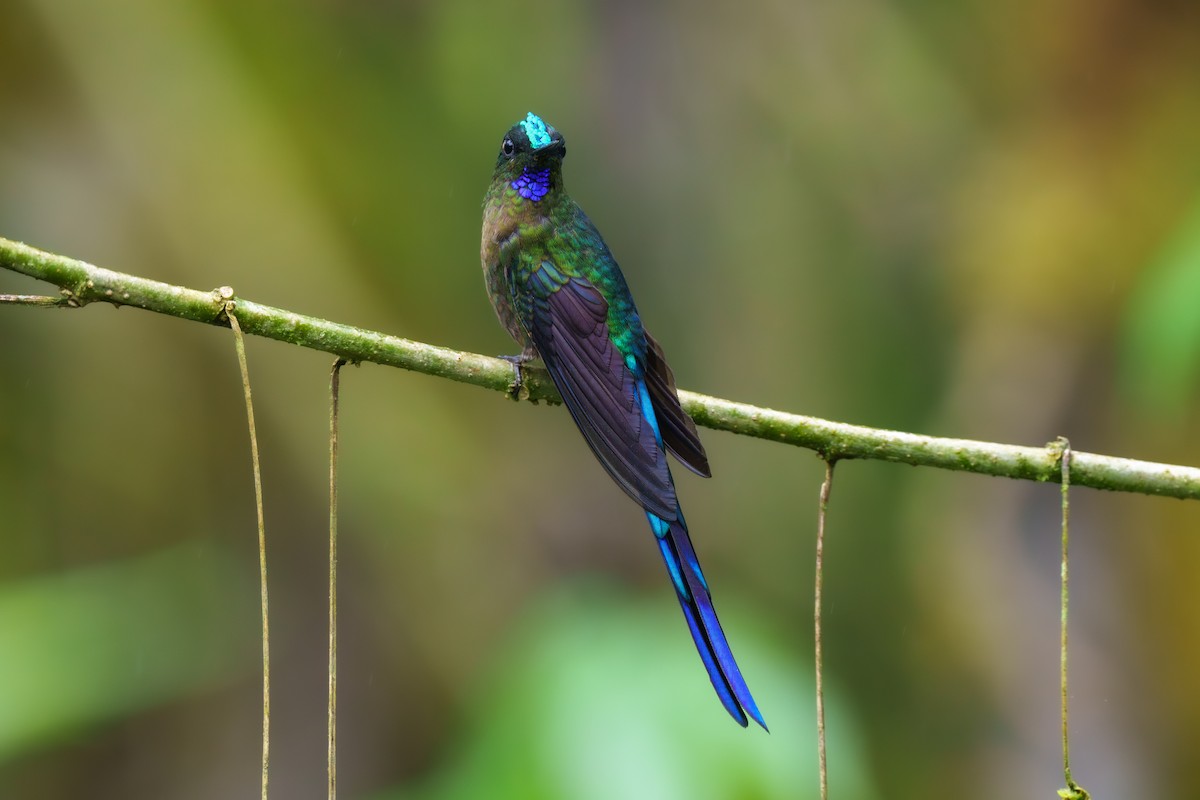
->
{"left": 498, "top": 353, "right": 534, "bottom": 401}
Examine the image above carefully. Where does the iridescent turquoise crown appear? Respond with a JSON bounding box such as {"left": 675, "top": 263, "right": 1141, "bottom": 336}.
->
{"left": 520, "top": 112, "right": 553, "bottom": 150}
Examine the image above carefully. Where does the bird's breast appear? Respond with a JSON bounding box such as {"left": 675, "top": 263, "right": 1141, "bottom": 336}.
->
{"left": 481, "top": 200, "right": 551, "bottom": 347}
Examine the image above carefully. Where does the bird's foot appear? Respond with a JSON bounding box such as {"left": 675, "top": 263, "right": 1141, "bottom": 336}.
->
{"left": 498, "top": 352, "right": 535, "bottom": 401}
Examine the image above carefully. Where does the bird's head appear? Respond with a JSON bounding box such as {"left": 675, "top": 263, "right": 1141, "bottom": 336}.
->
{"left": 491, "top": 112, "right": 567, "bottom": 204}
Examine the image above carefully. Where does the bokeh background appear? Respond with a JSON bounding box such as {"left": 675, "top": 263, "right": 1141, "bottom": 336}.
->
{"left": 3, "top": 0, "right": 1200, "bottom": 797}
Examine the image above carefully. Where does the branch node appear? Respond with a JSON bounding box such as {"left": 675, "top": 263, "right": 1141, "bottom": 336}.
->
{"left": 59, "top": 286, "right": 84, "bottom": 308}
{"left": 815, "top": 448, "right": 844, "bottom": 465}
{"left": 215, "top": 288, "right": 237, "bottom": 324}
{"left": 1046, "top": 436, "right": 1072, "bottom": 478}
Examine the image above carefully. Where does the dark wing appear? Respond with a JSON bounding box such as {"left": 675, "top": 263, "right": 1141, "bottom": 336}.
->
{"left": 644, "top": 332, "right": 711, "bottom": 478}
{"left": 518, "top": 261, "right": 677, "bottom": 520}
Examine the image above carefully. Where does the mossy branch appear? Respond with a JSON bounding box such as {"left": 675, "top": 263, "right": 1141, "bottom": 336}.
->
{"left": 5, "top": 235, "right": 1199, "bottom": 500}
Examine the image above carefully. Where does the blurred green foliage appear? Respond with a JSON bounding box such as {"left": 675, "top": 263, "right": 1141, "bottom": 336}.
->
{"left": 1122, "top": 200, "right": 1200, "bottom": 417}
{"left": 2, "top": 0, "right": 1200, "bottom": 797}
{"left": 0, "top": 543, "right": 252, "bottom": 759}
{"left": 381, "top": 583, "right": 876, "bottom": 800}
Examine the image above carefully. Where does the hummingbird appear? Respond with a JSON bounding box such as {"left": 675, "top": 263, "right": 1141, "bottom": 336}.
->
{"left": 480, "top": 112, "right": 765, "bottom": 729}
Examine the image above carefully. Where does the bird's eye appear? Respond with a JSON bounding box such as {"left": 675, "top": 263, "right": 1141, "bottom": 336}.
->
{"left": 501, "top": 138, "right": 515, "bottom": 158}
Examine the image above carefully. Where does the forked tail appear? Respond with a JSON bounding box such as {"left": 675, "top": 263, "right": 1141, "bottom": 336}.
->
{"left": 647, "top": 510, "right": 767, "bottom": 730}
